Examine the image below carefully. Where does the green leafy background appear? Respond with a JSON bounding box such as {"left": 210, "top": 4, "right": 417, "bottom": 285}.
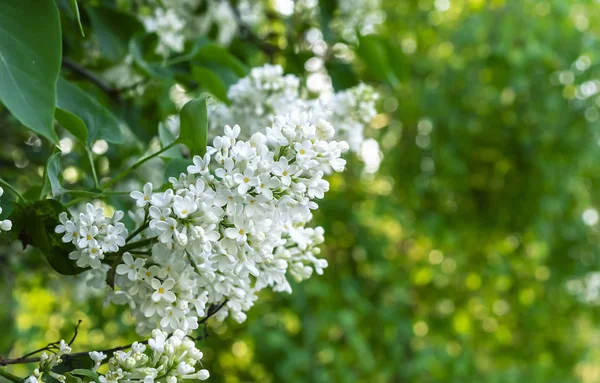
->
{"left": 2, "top": 0, "right": 600, "bottom": 382}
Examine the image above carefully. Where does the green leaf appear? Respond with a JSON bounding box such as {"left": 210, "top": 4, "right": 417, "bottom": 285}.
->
{"left": 50, "top": 358, "right": 94, "bottom": 383}
{"left": 56, "top": 77, "right": 123, "bottom": 144}
{"left": 70, "top": 0, "right": 85, "bottom": 37}
{"left": 193, "top": 44, "right": 248, "bottom": 77}
{"left": 158, "top": 120, "right": 182, "bottom": 159}
{"left": 0, "top": 0, "right": 61, "bottom": 144}
{"left": 22, "top": 185, "right": 42, "bottom": 202}
{"left": 326, "top": 60, "right": 359, "bottom": 90}
{"left": 45, "top": 153, "right": 67, "bottom": 197}
{"left": 129, "top": 34, "right": 172, "bottom": 78}
{"left": 164, "top": 158, "right": 191, "bottom": 182}
{"left": 166, "top": 37, "right": 212, "bottom": 65}
{"left": 70, "top": 370, "right": 99, "bottom": 381}
{"left": 86, "top": 6, "right": 144, "bottom": 61}
{"left": 356, "top": 35, "right": 399, "bottom": 88}
{"left": 192, "top": 66, "right": 228, "bottom": 103}
{"left": 177, "top": 97, "right": 208, "bottom": 156}
{"left": 318, "top": 0, "right": 337, "bottom": 41}
{"left": 19, "top": 199, "right": 80, "bottom": 275}
{"left": 64, "top": 373, "right": 83, "bottom": 383}
{"left": 55, "top": 108, "right": 88, "bottom": 143}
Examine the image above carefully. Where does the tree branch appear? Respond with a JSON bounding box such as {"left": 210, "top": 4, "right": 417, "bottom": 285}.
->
{"left": 190, "top": 300, "right": 229, "bottom": 341}
{"left": 0, "top": 302, "right": 228, "bottom": 366}
{"left": 61, "top": 59, "right": 122, "bottom": 102}
{"left": 68, "top": 320, "right": 83, "bottom": 346}
{"left": 0, "top": 320, "right": 82, "bottom": 366}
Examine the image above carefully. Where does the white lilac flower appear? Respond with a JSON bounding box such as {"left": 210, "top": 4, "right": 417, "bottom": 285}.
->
{"left": 0, "top": 219, "right": 11, "bottom": 231}
{"left": 24, "top": 340, "right": 73, "bottom": 383}
{"left": 116, "top": 252, "right": 145, "bottom": 281}
{"left": 55, "top": 204, "right": 128, "bottom": 270}
{"left": 140, "top": 8, "right": 185, "bottom": 57}
{"left": 89, "top": 351, "right": 107, "bottom": 371}
{"left": 208, "top": 64, "right": 379, "bottom": 154}
{"left": 131, "top": 182, "right": 154, "bottom": 208}
{"left": 332, "top": 0, "right": 386, "bottom": 41}
{"left": 106, "top": 112, "right": 347, "bottom": 335}
{"left": 26, "top": 332, "right": 209, "bottom": 383}
{"left": 209, "top": 64, "right": 301, "bottom": 135}
{"left": 58, "top": 340, "right": 72, "bottom": 356}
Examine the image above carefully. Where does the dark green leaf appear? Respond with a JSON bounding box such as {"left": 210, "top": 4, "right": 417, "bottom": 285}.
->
{"left": 57, "top": 77, "right": 123, "bottom": 144}
{"left": 318, "top": 0, "right": 337, "bottom": 41}
{"left": 166, "top": 37, "right": 212, "bottom": 65}
{"left": 158, "top": 121, "right": 182, "bottom": 159}
{"left": 22, "top": 199, "right": 80, "bottom": 275}
{"left": 192, "top": 66, "right": 228, "bottom": 103}
{"left": 129, "top": 34, "right": 172, "bottom": 78}
{"left": 356, "top": 35, "right": 399, "bottom": 88}
{"left": 326, "top": 61, "right": 359, "bottom": 90}
{"left": 64, "top": 373, "right": 83, "bottom": 383}
{"left": 22, "top": 185, "right": 42, "bottom": 201}
{"left": 70, "top": 370, "right": 99, "bottom": 381}
{"left": 55, "top": 108, "right": 88, "bottom": 143}
{"left": 164, "top": 158, "right": 191, "bottom": 182}
{"left": 86, "top": 6, "right": 144, "bottom": 61}
{"left": 177, "top": 97, "right": 208, "bottom": 156}
{"left": 0, "top": 0, "right": 61, "bottom": 144}
{"left": 193, "top": 44, "right": 248, "bottom": 77}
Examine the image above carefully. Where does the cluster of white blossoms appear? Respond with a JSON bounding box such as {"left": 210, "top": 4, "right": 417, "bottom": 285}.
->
{"left": 274, "top": 0, "right": 384, "bottom": 41}
{"left": 24, "top": 331, "right": 209, "bottom": 383}
{"left": 137, "top": 0, "right": 265, "bottom": 54}
{"left": 24, "top": 340, "right": 72, "bottom": 383}
{"left": 331, "top": 0, "right": 386, "bottom": 41}
{"left": 213, "top": 64, "right": 301, "bottom": 132}
{"left": 99, "top": 113, "right": 347, "bottom": 334}
{"left": 55, "top": 204, "right": 128, "bottom": 270}
{"left": 0, "top": 187, "right": 12, "bottom": 231}
{"left": 93, "top": 330, "right": 209, "bottom": 383}
{"left": 197, "top": 0, "right": 265, "bottom": 45}
{"left": 140, "top": 7, "right": 186, "bottom": 56}
{"left": 307, "top": 83, "right": 379, "bottom": 152}
{"left": 211, "top": 64, "right": 379, "bottom": 152}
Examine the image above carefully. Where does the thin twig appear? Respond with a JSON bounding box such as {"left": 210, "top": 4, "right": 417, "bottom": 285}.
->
{"left": 68, "top": 320, "right": 83, "bottom": 346}
{"left": 190, "top": 300, "right": 229, "bottom": 341}
{"left": 1, "top": 320, "right": 82, "bottom": 365}
{"left": 86, "top": 149, "right": 100, "bottom": 189}
{"left": 61, "top": 59, "right": 122, "bottom": 102}
{"left": 0, "top": 303, "right": 228, "bottom": 366}
{"left": 119, "top": 238, "right": 155, "bottom": 253}
{"left": 114, "top": 79, "right": 149, "bottom": 93}
{"left": 126, "top": 221, "right": 149, "bottom": 243}
{"left": 102, "top": 142, "right": 177, "bottom": 188}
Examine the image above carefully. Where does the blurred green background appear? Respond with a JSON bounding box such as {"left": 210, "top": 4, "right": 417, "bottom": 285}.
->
{"left": 4, "top": 0, "right": 600, "bottom": 382}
